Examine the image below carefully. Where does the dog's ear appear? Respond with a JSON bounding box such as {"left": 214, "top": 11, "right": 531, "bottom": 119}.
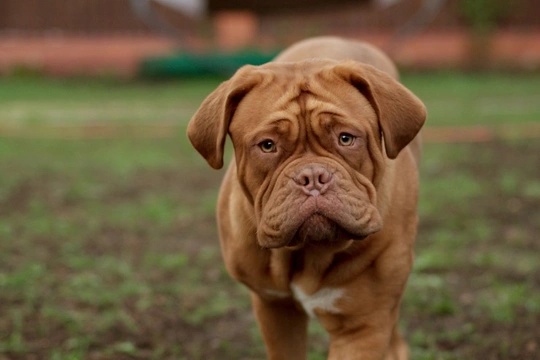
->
{"left": 187, "top": 65, "right": 261, "bottom": 169}
{"left": 333, "top": 61, "right": 427, "bottom": 159}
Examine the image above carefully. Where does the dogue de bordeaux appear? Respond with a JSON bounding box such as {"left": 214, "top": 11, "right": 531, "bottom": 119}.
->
{"left": 187, "top": 36, "right": 427, "bottom": 360}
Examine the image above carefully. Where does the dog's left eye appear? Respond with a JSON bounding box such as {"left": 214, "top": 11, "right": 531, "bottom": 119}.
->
{"left": 259, "top": 140, "right": 277, "bottom": 153}
{"left": 338, "top": 133, "right": 355, "bottom": 146}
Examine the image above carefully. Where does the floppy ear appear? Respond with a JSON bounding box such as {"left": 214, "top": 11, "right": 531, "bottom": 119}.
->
{"left": 333, "top": 61, "right": 427, "bottom": 159}
{"left": 187, "top": 65, "right": 261, "bottom": 169}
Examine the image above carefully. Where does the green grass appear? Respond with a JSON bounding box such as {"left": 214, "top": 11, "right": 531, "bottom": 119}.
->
{"left": 1, "top": 72, "right": 539, "bottom": 128}
{"left": 0, "top": 77, "right": 222, "bottom": 126}
{"left": 0, "top": 74, "right": 539, "bottom": 359}
{"left": 401, "top": 72, "right": 540, "bottom": 126}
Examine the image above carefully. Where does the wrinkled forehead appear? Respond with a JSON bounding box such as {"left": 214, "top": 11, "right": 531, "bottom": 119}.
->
{"left": 229, "top": 61, "right": 377, "bottom": 136}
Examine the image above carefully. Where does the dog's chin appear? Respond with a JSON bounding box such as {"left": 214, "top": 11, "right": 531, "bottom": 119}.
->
{"left": 286, "top": 214, "right": 365, "bottom": 248}
{"left": 295, "top": 214, "right": 336, "bottom": 243}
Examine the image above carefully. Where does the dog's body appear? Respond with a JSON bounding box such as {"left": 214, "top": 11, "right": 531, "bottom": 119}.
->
{"left": 187, "top": 37, "right": 426, "bottom": 360}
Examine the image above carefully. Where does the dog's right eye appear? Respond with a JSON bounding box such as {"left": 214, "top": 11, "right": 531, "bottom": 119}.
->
{"left": 259, "top": 140, "right": 277, "bottom": 153}
{"left": 338, "top": 133, "right": 356, "bottom": 146}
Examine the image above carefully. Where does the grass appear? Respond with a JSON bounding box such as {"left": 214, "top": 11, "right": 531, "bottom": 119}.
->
{"left": 401, "top": 72, "right": 540, "bottom": 126}
{"left": 0, "top": 77, "right": 220, "bottom": 126}
{"left": 0, "top": 72, "right": 539, "bottom": 128}
{"left": 0, "top": 74, "right": 539, "bottom": 359}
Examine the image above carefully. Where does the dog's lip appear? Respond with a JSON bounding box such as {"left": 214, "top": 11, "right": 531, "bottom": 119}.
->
{"left": 288, "top": 212, "right": 331, "bottom": 245}
{"left": 260, "top": 208, "right": 374, "bottom": 249}
{"left": 286, "top": 212, "right": 368, "bottom": 248}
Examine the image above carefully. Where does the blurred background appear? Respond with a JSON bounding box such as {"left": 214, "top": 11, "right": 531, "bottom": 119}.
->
{"left": 1, "top": 0, "right": 540, "bottom": 77}
{"left": 0, "top": 1, "right": 539, "bottom": 359}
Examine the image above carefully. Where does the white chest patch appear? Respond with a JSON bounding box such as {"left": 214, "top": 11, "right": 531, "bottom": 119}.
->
{"left": 263, "top": 289, "right": 289, "bottom": 298}
{"left": 291, "top": 284, "right": 345, "bottom": 318}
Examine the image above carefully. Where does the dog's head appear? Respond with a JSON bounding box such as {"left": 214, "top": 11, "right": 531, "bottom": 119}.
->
{"left": 187, "top": 59, "right": 426, "bottom": 248}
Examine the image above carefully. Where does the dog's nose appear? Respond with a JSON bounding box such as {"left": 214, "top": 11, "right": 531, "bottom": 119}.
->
{"left": 294, "top": 166, "right": 333, "bottom": 195}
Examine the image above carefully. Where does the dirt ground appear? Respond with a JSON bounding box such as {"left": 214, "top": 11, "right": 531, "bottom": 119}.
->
{"left": 0, "top": 137, "right": 539, "bottom": 359}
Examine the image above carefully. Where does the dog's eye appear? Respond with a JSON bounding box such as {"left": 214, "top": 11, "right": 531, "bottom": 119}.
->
{"left": 259, "top": 140, "right": 276, "bottom": 153}
{"left": 338, "top": 133, "right": 355, "bottom": 146}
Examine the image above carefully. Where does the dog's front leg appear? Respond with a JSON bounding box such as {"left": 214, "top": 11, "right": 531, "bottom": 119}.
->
{"left": 327, "top": 328, "right": 391, "bottom": 360}
{"left": 250, "top": 292, "right": 308, "bottom": 360}
{"left": 325, "top": 319, "right": 408, "bottom": 360}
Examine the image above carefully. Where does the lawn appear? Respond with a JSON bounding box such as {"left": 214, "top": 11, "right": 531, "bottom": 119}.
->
{"left": 1, "top": 72, "right": 540, "bottom": 128}
{"left": 0, "top": 73, "right": 539, "bottom": 359}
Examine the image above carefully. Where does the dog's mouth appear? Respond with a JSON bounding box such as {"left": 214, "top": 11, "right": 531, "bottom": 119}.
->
{"left": 257, "top": 161, "right": 383, "bottom": 249}
{"left": 286, "top": 213, "right": 366, "bottom": 248}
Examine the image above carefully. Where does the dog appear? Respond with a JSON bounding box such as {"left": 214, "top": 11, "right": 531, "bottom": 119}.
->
{"left": 187, "top": 36, "right": 426, "bottom": 360}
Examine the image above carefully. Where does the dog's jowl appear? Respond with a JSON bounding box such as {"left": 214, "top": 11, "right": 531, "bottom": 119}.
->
{"left": 187, "top": 36, "right": 427, "bottom": 360}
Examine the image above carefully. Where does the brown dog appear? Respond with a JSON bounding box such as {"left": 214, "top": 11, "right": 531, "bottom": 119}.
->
{"left": 187, "top": 37, "right": 426, "bottom": 360}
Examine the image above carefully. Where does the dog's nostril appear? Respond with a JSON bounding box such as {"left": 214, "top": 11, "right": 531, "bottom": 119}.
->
{"left": 294, "top": 166, "right": 333, "bottom": 191}
{"left": 318, "top": 173, "right": 329, "bottom": 185}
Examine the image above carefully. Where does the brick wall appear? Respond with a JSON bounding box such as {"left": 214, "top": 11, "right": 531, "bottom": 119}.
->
{"left": 0, "top": 0, "right": 538, "bottom": 35}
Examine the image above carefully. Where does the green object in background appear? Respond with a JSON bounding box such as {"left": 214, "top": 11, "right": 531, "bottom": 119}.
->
{"left": 139, "top": 51, "right": 279, "bottom": 78}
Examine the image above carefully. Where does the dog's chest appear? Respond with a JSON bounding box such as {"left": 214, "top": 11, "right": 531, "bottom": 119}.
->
{"left": 291, "top": 284, "right": 345, "bottom": 317}
{"left": 264, "top": 284, "right": 345, "bottom": 318}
